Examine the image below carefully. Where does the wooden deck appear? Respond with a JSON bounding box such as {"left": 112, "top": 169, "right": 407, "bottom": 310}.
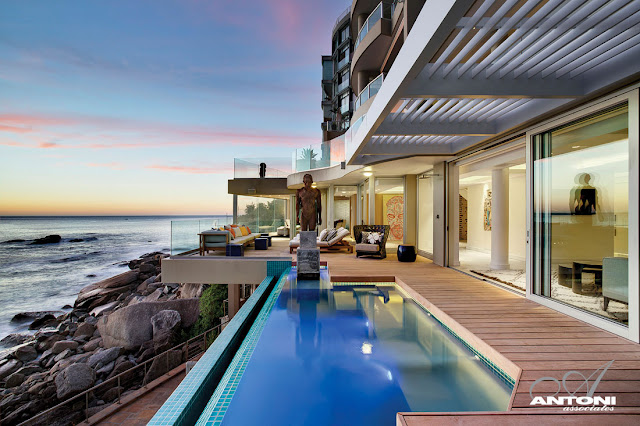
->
{"left": 212, "top": 239, "right": 640, "bottom": 419}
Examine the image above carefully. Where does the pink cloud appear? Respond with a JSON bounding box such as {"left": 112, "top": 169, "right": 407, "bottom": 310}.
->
{"left": 0, "top": 111, "right": 317, "bottom": 150}
{"left": 146, "top": 164, "right": 234, "bottom": 175}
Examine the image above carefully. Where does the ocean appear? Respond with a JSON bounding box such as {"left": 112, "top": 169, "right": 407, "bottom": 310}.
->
{"left": 0, "top": 215, "right": 231, "bottom": 345}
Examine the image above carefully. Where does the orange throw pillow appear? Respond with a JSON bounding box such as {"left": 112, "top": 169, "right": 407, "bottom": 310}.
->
{"left": 246, "top": 226, "right": 251, "bottom": 234}
{"left": 240, "top": 226, "right": 249, "bottom": 236}
{"left": 228, "top": 227, "right": 236, "bottom": 238}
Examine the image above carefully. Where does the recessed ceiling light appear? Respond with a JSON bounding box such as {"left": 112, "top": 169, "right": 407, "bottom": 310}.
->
{"left": 363, "top": 172, "right": 372, "bottom": 177}
{"left": 572, "top": 145, "right": 582, "bottom": 149}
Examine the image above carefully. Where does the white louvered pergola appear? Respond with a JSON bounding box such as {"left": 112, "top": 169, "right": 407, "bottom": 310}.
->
{"left": 347, "top": 0, "right": 640, "bottom": 163}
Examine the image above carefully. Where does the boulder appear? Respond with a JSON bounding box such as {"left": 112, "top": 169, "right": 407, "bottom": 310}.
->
{"left": 29, "top": 314, "right": 58, "bottom": 330}
{"left": 143, "top": 350, "right": 182, "bottom": 384}
{"left": 102, "top": 386, "right": 124, "bottom": 402}
{"left": 97, "top": 299, "right": 199, "bottom": 350}
{"left": 6, "top": 372, "right": 25, "bottom": 388}
{"left": 16, "top": 365, "right": 43, "bottom": 376}
{"left": 55, "top": 363, "right": 95, "bottom": 399}
{"left": 151, "top": 310, "right": 181, "bottom": 352}
{"left": 139, "top": 263, "right": 156, "bottom": 274}
{"left": 54, "top": 348, "right": 73, "bottom": 363}
{"left": 96, "top": 361, "right": 115, "bottom": 375}
{"left": 178, "top": 283, "right": 207, "bottom": 299}
{"left": 51, "top": 340, "right": 79, "bottom": 354}
{"left": 75, "top": 271, "right": 139, "bottom": 309}
{"left": 11, "top": 311, "right": 63, "bottom": 323}
{"left": 0, "top": 333, "right": 33, "bottom": 346}
{"left": 30, "top": 234, "right": 62, "bottom": 245}
{"left": 14, "top": 345, "right": 37, "bottom": 362}
{"left": 89, "top": 301, "right": 119, "bottom": 317}
{"left": 144, "top": 288, "right": 163, "bottom": 303}
{"left": 88, "top": 347, "right": 121, "bottom": 369}
{"left": 73, "top": 322, "right": 96, "bottom": 338}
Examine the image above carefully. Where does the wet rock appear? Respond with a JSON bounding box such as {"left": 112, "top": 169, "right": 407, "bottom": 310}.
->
{"left": 11, "top": 311, "right": 63, "bottom": 323}
{"left": 30, "top": 234, "right": 62, "bottom": 245}
{"left": 88, "top": 347, "right": 121, "bottom": 370}
{"left": 69, "top": 238, "right": 84, "bottom": 242}
{"left": 3, "top": 400, "right": 38, "bottom": 424}
{"left": 62, "top": 304, "right": 73, "bottom": 309}
{"left": 51, "top": 340, "right": 79, "bottom": 354}
{"left": 27, "top": 381, "right": 47, "bottom": 395}
{"left": 6, "top": 372, "right": 25, "bottom": 388}
{"left": 97, "top": 299, "right": 199, "bottom": 350}
{"left": 73, "top": 322, "right": 96, "bottom": 338}
{"left": 29, "top": 314, "right": 58, "bottom": 330}
{"left": 55, "top": 363, "right": 95, "bottom": 399}
{"left": 0, "top": 333, "right": 33, "bottom": 347}
{"left": 4, "top": 239, "right": 26, "bottom": 243}
{"left": 37, "top": 333, "right": 64, "bottom": 352}
{"left": 16, "top": 365, "right": 43, "bottom": 376}
{"left": 84, "top": 315, "right": 98, "bottom": 326}
{"left": 144, "top": 288, "right": 163, "bottom": 303}
{"left": 14, "top": 345, "right": 37, "bottom": 362}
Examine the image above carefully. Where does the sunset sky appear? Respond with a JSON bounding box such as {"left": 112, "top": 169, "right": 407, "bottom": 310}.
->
{"left": 0, "top": 0, "right": 348, "bottom": 215}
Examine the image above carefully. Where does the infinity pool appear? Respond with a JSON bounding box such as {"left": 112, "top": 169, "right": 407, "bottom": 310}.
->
{"left": 198, "top": 269, "right": 512, "bottom": 425}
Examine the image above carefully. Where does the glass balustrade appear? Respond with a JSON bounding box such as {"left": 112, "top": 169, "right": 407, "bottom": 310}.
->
{"left": 170, "top": 218, "right": 232, "bottom": 255}
{"left": 354, "top": 74, "right": 384, "bottom": 110}
{"left": 337, "top": 79, "right": 350, "bottom": 94}
{"left": 354, "top": 2, "right": 392, "bottom": 50}
{"left": 234, "top": 157, "right": 291, "bottom": 179}
{"left": 337, "top": 55, "right": 349, "bottom": 71}
{"left": 292, "top": 136, "right": 346, "bottom": 173}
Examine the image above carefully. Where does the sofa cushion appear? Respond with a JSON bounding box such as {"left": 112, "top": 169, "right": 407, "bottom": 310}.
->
{"left": 356, "top": 243, "right": 380, "bottom": 252}
{"left": 328, "top": 228, "right": 350, "bottom": 246}
{"left": 319, "top": 229, "right": 328, "bottom": 241}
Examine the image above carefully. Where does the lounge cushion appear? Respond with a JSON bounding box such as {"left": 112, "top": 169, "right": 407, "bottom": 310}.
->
{"left": 356, "top": 243, "right": 380, "bottom": 252}
{"left": 319, "top": 229, "right": 328, "bottom": 241}
{"left": 328, "top": 228, "right": 350, "bottom": 245}
{"left": 325, "top": 228, "right": 338, "bottom": 242}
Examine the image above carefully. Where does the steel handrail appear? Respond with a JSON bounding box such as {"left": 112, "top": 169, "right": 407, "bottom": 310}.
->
{"left": 17, "top": 321, "right": 227, "bottom": 426}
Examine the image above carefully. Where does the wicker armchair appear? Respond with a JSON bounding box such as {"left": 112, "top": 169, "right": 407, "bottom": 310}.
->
{"left": 354, "top": 225, "right": 390, "bottom": 259}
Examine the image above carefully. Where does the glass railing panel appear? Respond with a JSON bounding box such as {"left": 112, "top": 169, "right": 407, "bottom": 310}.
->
{"left": 337, "top": 56, "right": 349, "bottom": 70}
{"left": 355, "top": 2, "right": 392, "bottom": 50}
{"left": 234, "top": 157, "right": 291, "bottom": 179}
{"left": 293, "top": 136, "right": 346, "bottom": 173}
{"left": 170, "top": 218, "right": 230, "bottom": 255}
{"left": 237, "top": 197, "right": 287, "bottom": 234}
{"left": 337, "top": 79, "right": 350, "bottom": 93}
{"left": 354, "top": 74, "right": 383, "bottom": 111}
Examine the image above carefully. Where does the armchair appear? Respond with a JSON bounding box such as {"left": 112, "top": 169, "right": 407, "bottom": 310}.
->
{"left": 354, "top": 225, "right": 390, "bottom": 259}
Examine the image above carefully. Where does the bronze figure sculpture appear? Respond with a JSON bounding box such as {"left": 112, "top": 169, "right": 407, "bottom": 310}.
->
{"left": 296, "top": 174, "right": 322, "bottom": 231}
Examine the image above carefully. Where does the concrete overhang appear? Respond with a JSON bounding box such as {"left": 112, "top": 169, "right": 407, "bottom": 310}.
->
{"left": 228, "top": 178, "right": 293, "bottom": 198}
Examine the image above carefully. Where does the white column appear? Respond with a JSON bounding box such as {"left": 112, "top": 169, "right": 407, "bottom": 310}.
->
{"left": 327, "top": 185, "right": 335, "bottom": 229}
{"left": 491, "top": 168, "right": 510, "bottom": 270}
{"left": 232, "top": 194, "right": 238, "bottom": 224}
{"left": 448, "top": 165, "right": 460, "bottom": 267}
{"left": 368, "top": 177, "right": 376, "bottom": 224}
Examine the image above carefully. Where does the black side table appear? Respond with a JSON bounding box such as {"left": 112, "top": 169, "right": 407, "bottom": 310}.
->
{"left": 260, "top": 234, "right": 273, "bottom": 247}
{"left": 397, "top": 245, "right": 416, "bottom": 262}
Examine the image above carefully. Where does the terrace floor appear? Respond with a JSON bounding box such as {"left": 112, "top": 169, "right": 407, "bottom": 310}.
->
{"left": 101, "top": 238, "right": 640, "bottom": 423}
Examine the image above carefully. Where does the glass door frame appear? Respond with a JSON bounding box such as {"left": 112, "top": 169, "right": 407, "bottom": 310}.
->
{"left": 526, "top": 87, "right": 639, "bottom": 342}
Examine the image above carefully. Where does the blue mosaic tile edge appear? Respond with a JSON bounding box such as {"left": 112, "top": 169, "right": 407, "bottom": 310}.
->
{"left": 148, "top": 272, "right": 281, "bottom": 426}
{"left": 196, "top": 268, "right": 290, "bottom": 426}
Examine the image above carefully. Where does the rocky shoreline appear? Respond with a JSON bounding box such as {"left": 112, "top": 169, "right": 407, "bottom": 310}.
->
{"left": 0, "top": 252, "right": 204, "bottom": 425}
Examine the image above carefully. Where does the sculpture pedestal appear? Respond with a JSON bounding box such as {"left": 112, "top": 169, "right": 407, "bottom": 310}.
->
{"left": 296, "top": 231, "right": 320, "bottom": 279}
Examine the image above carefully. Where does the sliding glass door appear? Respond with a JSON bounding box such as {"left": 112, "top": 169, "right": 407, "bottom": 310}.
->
{"left": 532, "top": 103, "right": 630, "bottom": 326}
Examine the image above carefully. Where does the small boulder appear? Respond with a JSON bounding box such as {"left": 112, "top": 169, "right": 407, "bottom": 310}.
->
{"left": 83, "top": 338, "right": 102, "bottom": 352}
{"left": 30, "top": 234, "right": 62, "bottom": 245}
{"left": 96, "top": 361, "right": 115, "bottom": 375}
{"left": 144, "top": 350, "right": 182, "bottom": 384}
{"left": 53, "top": 348, "right": 73, "bottom": 363}
{"left": 143, "top": 288, "right": 163, "bottom": 303}
{"left": 16, "top": 365, "right": 43, "bottom": 376}
{"left": 5, "top": 372, "right": 25, "bottom": 388}
{"left": 11, "top": 311, "right": 62, "bottom": 323}
{"left": 55, "top": 363, "right": 95, "bottom": 399}
{"left": 29, "top": 314, "right": 58, "bottom": 330}
{"left": 139, "top": 263, "right": 156, "bottom": 274}
{"left": 73, "top": 322, "right": 96, "bottom": 338}
{"left": 151, "top": 310, "right": 181, "bottom": 353}
{"left": 14, "top": 345, "right": 37, "bottom": 362}
{"left": 88, "top": 347, "right": 121, "bottom": 370}
{"left": 51, "top": 340, "right": 79, "bottom": 354}
{"left": 0, "top": 333, "right": 33, "bottom": 347}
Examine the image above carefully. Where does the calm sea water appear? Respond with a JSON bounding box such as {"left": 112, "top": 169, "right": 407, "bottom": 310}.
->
{"left": 0, "top": 216, "right": 231, "bottom": 345}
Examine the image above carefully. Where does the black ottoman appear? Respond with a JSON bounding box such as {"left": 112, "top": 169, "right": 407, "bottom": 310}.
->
{"left": 255, "top": 238, "right": 268, "bottom": 250}
{"left": 226, "top": 244, "right": 244, "bottom": 257}
{"left": 397, "top": 245, "right": 416, "bottom": 262}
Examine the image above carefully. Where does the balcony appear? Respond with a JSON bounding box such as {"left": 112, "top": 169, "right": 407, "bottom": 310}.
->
{"left": 291, "top": 136, "right": 345, "bottom": 173}
{"left": 354, "top": 2, "right": 392, "bottom": 51}
{"left": 354, "top": 73, "right": 383, "bottom": 111}
{"left": 336, "top": 79, "right": 350, "bottom": 94}
{"left": 321, "top": 120, "right": 350, "bottom": 132}
{"left": 336, "top": 55, "right": 350, "bottom": 72}
{"left": 340, "top": 102, "right": 350, "bottom": 115}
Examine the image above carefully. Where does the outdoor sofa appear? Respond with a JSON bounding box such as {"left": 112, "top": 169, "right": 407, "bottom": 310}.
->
{"left": 289, "top": 227, "right": 352, "bottom": 253}
{"left": 199, "top": 226, "right": 260, "bottom": 255}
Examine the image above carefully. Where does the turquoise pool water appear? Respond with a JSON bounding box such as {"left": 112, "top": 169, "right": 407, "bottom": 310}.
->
{"left": 198, "top": 269, "right": 512, "bottom": 425}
